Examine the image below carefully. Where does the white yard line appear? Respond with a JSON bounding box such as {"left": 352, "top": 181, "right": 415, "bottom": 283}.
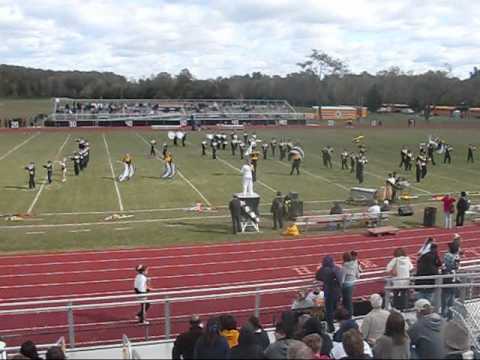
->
{"left": 25, "top": 231, "right": 46, "bottom": 235}
{"left": 135, "top": 133, "right": 213, "bottom": 206}
{"left": 0, "top": 132, "right": 40, "bottom": 161}
{"left": 102, "top": 133, "right": 125, "bottom": 212}
{"left": 276, "top": 160, "right": 349, "bottom": 191}
{"left": 27, "top": 134, "right": 71, "bottom": 214}
{"left": 217, "top": 156, "right": 277, "bottom": 193}
{"left": 69, "top": 229, "right": 91, "bottom": 233}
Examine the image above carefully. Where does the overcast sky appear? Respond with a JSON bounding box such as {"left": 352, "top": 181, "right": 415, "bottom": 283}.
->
{"left": 0, "top": 0, "right": 478, "bottom": 79}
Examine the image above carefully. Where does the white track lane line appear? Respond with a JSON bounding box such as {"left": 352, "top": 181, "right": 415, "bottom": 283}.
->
{"left": 1, "top": 237, "right": 478, "bottom": 290}
{"left": 102, "top": 133, "right": 125, "bottom": 211}
{"left": 217, "top": 156, "right": 277, "bottom": 193}
{"left": 135, "top": 133, "right": 212, "bottom": 206}
{"left": 0, "top": 132, "right": 40, "bottom": 161}
{"left": 27, "top": 134, "right": 71, "bottom": 214}
{"left": 0, "top": 225, "right": 475, "bottom": 262}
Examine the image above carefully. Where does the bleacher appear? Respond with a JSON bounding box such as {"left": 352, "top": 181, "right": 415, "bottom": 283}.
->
{"left": 48, "top": 98, "right": 304, "bottom": 128}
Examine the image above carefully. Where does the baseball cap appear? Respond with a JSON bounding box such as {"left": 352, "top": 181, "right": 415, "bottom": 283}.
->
{"left": 453, "top": 233, "right": 461, "bottom": 240}
{"left": 414, "top": 299, "right": 431, "bottom": 311}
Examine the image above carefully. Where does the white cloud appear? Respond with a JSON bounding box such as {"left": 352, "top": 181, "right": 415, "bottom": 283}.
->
{"left": 0, "top": 0, "right": 478, "bottom": 79}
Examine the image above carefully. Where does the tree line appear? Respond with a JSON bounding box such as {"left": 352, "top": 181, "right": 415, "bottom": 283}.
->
{"left": 1, "top": 50, "right": 480, "bottom": 111}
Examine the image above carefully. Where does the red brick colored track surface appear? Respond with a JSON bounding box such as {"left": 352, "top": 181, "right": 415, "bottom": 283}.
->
{"left": 1, "top": 225, "right": 479, "bottom": 347}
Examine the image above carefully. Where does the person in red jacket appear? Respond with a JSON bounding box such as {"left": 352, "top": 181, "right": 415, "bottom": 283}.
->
{"left": 441, "top": 194, "right": 456, "bottom": 229}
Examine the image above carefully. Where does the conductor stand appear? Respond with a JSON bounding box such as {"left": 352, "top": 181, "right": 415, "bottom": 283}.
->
{"left": 236, "top": 192, "right": 261, "bottom": 233}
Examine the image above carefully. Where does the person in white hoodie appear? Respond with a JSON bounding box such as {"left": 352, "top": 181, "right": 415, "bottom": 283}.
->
{"left": 386, "top": 248, "right": 413, "bottom": 310}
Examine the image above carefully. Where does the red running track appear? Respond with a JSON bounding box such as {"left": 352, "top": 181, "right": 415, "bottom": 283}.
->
{"left": 0, "top": 225, "right": 479, "bottom": 347}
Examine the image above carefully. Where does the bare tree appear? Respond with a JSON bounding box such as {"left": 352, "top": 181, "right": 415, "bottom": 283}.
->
{"left": 297, "top": 50, "right": 349, "bottom": 79}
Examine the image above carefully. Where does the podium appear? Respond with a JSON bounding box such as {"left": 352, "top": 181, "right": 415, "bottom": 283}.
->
{"left": 235, "top": 192, "right": 260, "bottom": 232}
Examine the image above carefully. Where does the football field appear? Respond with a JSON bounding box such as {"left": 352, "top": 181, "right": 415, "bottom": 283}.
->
{"left": 1, "top": 124, "right": 480, "bottom": 253}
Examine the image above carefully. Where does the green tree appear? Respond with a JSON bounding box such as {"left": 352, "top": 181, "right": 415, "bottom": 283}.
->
{"left": 365, "top": 84, "right": 383, "bottom": 111}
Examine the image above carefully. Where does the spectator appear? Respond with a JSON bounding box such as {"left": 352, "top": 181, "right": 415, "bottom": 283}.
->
{"left": 408, "top": 299, "right": 446, "bottom": 359}
{"left": 442, "top": 194, "right": 456, "bottom": 229}
{"left": 315, "top": 256, "right": 343, "bottom": 333}
{"left": 451, "top": 233, "right": 462, "bottom": 254}
{"left": 456, "top": 191, "right": 470, "bottom": 226}
{"left": 367, "top": 201, "right": 381, "bottom": 227}
{"left": 441, "top": 242, "right": 461, "bottom": 319}
{"left": 331, "top": 329, "right": 372, "bottom": 360}
{"left": 443, "top": 320, "right": 474, "bottom": 359}
{"left": 286, "top": 341, "right": 314, "bottom": 360}
{"left": 415, "top": 242, "right": 442, "bottom": 302}
{"left": 305, "top": 287, "right": 324, "bottom": 307}
{"left": 230, "top": 326, "right": 264, "bottom": 359}
{"left": 246, "top": 316, "right": 270, "bottom": 350}
{"left": 194, "top": 317, "right": 230, "bottom": 359}
{"left": 302, "top": 334, "right": 325, "bottom": 360}
{"left": 264, "top": 321, "right": 303, "bottom": 360}
{"left": 333, "top": 307, "right": 358, "bottom": 343}
{"left": 340, "top": 252, "right": 361, "bottom": 317}
{"left": 301, "top": 317, "right": 333, "bottom": 356}
{"left": 386, "top": 247, "right": 414, "bottom": 310}
{"left": 373, "top": 311, "right": 410, "bottom": 359}
{"left": 172, "top": 315, "right": 203, "bottom": 360}
{"left": 360, "top": 294, "right": 390, "bottom": 346}
{"left": 417, "top": 237, "right": 434, "bottom": 258}
{"left": 219, "top": 314, "right": 240, "bottom": 348}
{"left": 45, "top": 346, "right": 65, "bottom": 360}
{"left": 291, "top": 290, "right": 315, "bottom": 311}
{"left": 19, "top": 340, "right": 42, "bottom": 360}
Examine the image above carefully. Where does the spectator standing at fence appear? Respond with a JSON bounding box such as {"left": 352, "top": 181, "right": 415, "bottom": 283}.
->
{"left": 386, "top": 247, "right": 413, "bottom": 310}
{"left": 373, "top": 311, "right": 410, "bottom": 359}
{"left": 456, "top": 191, "right": 470, "bottom": 227}
{"left": 408, "top": 299, "right": 446, "bottom": 359}
{"left": 315, "top": 256, "right": 343, "bottom": 333}
{"left": 360, "top": 294, "right": 390, "bottom": 347}
{"left": 134, "top": 265, "right": 155, "bottom": 324}
{"left": 246, "top": 316, "right": 270, "bottom": 351}
{"left": 441, "top": 242, "right": 461, "bottom": 319}
{"left": 194, "top": 318, "right": 230, "bottom": 360}
{"left": 172, "top": 315, "right": 203, "bottom": 360}
{"left": 415, "top": 242, "right": 442, "bottom": 302}
{"left": 442, "top": 194, "right": 456, "bottom": 229}
{"left": 340, "top": 252, "right": 361, "bottom": 317}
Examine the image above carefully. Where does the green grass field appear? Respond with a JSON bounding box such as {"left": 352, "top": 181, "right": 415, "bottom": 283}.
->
{"left": 1, "top": 121, "right": 480, "bottom": 253}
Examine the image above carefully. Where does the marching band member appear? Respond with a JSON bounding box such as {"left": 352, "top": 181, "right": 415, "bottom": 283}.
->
{"left": 262, "top": 143, "right": 269, "bottom": 160}
{"left": 322, "top": 146, "right": 333, "bottom": 168}
{"left": 239, "top": 142, "right": 245, "bottom": 160}
{"left": 340, "top": 149, "right": 349, "bottom": 170}
{"left": 279, "top": 142, "right": 287, "bottom": 161}
{"left": 211, "top": 141, "right": 217, "bottom": 160}
{"left": 399, "top": 145, "right": 408, "bottom": 168}
{"left": 444, "top": 144, "right": 453, "bottom": 164}
{"left": 118, "top": 153, "right": 134, "bottom": 182}
{"left": 270, "top": 138, "right": 277, "bottom": 158}
{"left": 243, "top": 132, "right": 248, "bottom": 145}
{"left": 231, "top": 138, "right": 238, "bottom": 156}
{"left": 56, "top": 158, "right": 67, "bottom": 183}
{"left": 356, "top": 155, "right": 367, "bottom": 184}
{"left": 162, "top": 144, "right": 168, "bottom": 159}
{"left": 250, "top": 150, "right": 260, "bottom": 182}
{"left": 79, "top": 149, "right": 86, "bottom": 171}
{"left": 182, "top": 133, "right": 187, "bottom": 147}
{"left": 290, "top": 152, "right": 301, "bottom": 175}
{"left": 43, "top": 160, "right": 53, "bottom": 185}
{"left": 150, "top": 140, "right": 157, "bottom": 156}
{"left": 349, "top": 152, "right": 356, "bottom": 173}
{"left": 173, "top": 133, "right": 178, "bottom": 146}
{"left": 25, "top": 162, "right": 36, "bottom": 190}
{"left": 405, "top": 149, "right": 413, "bottom": 171}
{"left": 84, "top": 141, "right": 90, "bottom": 168}
{"left": 71, "top": 152, "right": 81, "bottom": 176}
{"left": 241, "top": 160, "right": 254, "bottom": 195}
{"left": 467, "top": 144, "right": 476, "bottom": 163}
{"left": 162, "top": 152, "right": 176, "bottom": 178}
{"left": 201, "top": 141, "right": 207, "bottom": 156}
{"left": 427, "top": 143, "right": 436, "bottom": 166}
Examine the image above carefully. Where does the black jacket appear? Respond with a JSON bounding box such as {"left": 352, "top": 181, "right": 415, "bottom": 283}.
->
{"left": 229, "top": 198, "right": 242, "bottom": 217}
{"left": 457, "top": 197, "right": 469, "bottom": 212}
{"left": 172, "top": 326, "right": 203, "bottom": 360}
{"left": 416, "top": 252, "right": 442, "bottom": 286}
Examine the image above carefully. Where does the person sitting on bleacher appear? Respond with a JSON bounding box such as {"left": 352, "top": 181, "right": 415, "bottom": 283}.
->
{"left": 360, "top": 294, "right": 390, "bottom": 347}
{"left": 291, "top": 290, "right": 315, "bottom": 311}
{"left": 367, "top": 201, "right": 381, "bottom": 227}
{"left": 172, "top": 315, "right": 203, "bottom": 360}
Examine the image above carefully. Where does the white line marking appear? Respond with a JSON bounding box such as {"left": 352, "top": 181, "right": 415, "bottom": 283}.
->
{"left": 276, "top": 160, "right": 349, "bottom": 191}
{"left": 68, "top": 229, "right": 91, "bottom": 233}
{"left": 217, "top": 156, "right": 277, "bottom": 193}
{"left": 135, "top": 133, "right": 213, "bottom": 206}
{"left": 102, "top": 133, "right": 124, "bottom": 211}
{"left": 0, "top": 133, "right": 40, "bottom": 161}
{"left": 25, "top": 232, "right": 46, "bottom": 235}
{"left": 114, "top": 227, "right": 132, "bottom": 231}
{"left": 27, "top": 134, "right": 71, "bottom": 214}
